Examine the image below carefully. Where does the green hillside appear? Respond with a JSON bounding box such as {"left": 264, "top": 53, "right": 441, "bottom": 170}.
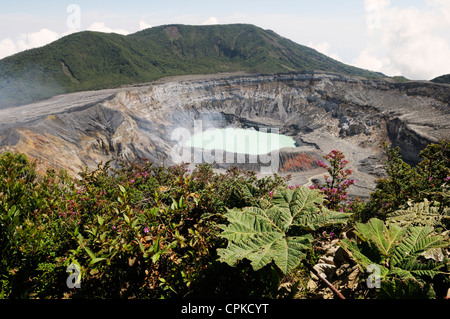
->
{"left": 0, "top": 24, "right": 383, "bottom": 108}
{"left": 431, "top": 74, "right": 450, "bottom": 84}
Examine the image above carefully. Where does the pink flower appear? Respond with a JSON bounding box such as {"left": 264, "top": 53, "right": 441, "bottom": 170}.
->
{"left": 317, "top": 160, "right": 327, "bottom": 168}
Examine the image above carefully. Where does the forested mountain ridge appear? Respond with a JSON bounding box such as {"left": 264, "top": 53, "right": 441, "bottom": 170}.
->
{"left": 0, "top": 24, "right": 383, "bottom": 108}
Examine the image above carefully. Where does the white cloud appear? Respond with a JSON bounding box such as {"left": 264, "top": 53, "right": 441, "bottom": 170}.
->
{"left": 0, "top": 38, "right": 17, "bottom": 59}
{"left": 307, "top": 41, "right": 342, "bottom": 62}
{"left": 17, "top": 28, "right": 60, "bottom": 51}
{"left": 87, "top": 22, "right": 130, "bottom": 35}
{"left": 0, "top": 28, "right": 60, "bottom": 60}
{"left": 0, "top": 22, "right": 132, "bottom": 60}
{"left": 427, "top": 0, "right": 450, "bottom": 23}
{"left": 353, "top": 48, "right": 398, "bottom": 74}
{"left": 201, "top": 16, "right": 219, "bottom": 25}
{"left": 139, "top": 20, "right": 152, "bottom": 30}
{"left": 352, "top": 0, "right": 450, "bottom": 80}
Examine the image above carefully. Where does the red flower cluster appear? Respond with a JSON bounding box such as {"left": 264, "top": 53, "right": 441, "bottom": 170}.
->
{"left": 310, "top": 150, "right": 355, "bottom": 210}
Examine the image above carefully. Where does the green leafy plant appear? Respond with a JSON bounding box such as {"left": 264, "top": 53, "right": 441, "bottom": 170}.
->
{"left": 1, "top": 144, "right": 448, "bottom": 299}
{"left": 218, "top": 186, "right": 351, "bottom": 274}
{"left": 361, "top": 140, "right": 449, "bottom": 222}
{"left": 340, "top": 218, "right": 449, "bottom": 298}
{"left": 386, "top": 198, "right": 450, "bottom": 230}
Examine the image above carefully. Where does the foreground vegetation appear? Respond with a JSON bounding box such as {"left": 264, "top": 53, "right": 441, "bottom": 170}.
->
{"left": 0, "top": 140, "right": 448, "bottom": 299}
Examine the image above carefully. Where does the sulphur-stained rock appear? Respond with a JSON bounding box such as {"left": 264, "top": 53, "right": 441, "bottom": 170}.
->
{"left": 0, "top": 71, "right": 448, "bottom": 199}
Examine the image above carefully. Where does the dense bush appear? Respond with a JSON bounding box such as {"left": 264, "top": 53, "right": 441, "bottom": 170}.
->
{"left": 360, "top": 140, "right": 450, "bottom": 222}
{"left": 0, "top": 140, "right": 448, "bottom": 299}
{"left": 0, "top": 157, "right": 287, "bottom": 298}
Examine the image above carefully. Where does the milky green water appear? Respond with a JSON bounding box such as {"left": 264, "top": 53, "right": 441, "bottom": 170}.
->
{"left": 185, "top": 128, "right": 295, "bottom": 155}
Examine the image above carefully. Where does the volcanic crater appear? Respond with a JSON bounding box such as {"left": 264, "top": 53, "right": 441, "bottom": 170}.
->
{"left": 0, "top": 71, "right": 449, "bottom": 199}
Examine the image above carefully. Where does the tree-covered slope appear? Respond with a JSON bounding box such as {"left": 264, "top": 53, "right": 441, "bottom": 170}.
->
{"left": 431, "top": 74, "right": 450, "bottom": 84}
{"left": 0, "top": 24, "right": 383, "bottom": 108}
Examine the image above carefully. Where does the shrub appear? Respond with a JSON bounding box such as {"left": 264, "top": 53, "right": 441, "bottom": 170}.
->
{"left": 309, "top": 149, "right": 355, "bottom": 210}
{"left": 340, "top": 218, "right": 449, "bottom": 298}
{"left": 361, "top": 140, "right": 450, "bottom": 222}
{"left": 0, "top": 154, "right": 291, "bottom": 298}
{"left": 0, "top": 142, "right": 447, "bottom": 299}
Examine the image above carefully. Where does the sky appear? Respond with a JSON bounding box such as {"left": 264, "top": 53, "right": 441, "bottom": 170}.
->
{"left": 0, "top": 0, "right": 449, "bottom": 80}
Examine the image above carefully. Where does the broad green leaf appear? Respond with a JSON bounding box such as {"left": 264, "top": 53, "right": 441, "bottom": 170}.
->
{"left": 342, "top": 217, "right": 449, "bottom": 298}
{"left": 392, "top": 226, "right": 447, "bottom": 266}
{"left": 152, "top": 251, "right": 162, "bottom": 263}
{"left": 119, "top": 184, "right": 126, "bottom": 193}
{"left": 407, "top": 227, "right": 447, "bottom": 254}
{"left": 388, "top": 266, "right": 418, "bottom": 283}
{"left": 138, "top": 240, "right": 146, "bottom": 254}
{"left": 270, "top": 187, "right": 323, "bottom": 218}
{"left": 171, "top": 198, "right": 178, "bottom": 210}
{"left": 218, "top": 187, "right": 350, "bottom": 274}
{"left": 7, "top": 205, "right": 18, "bottom": 218}
{"left": 289, "top": 187, "right": 324, "bottom": 219}
{"left": 178, "top": 196, "right": 185, "bottom": 208}
{"left": 76, "top": 233, "right": 96, "bottom": 260}
{"left": 219, "top": 207, "right": 288, "bottom": 242}
{"left": 218, "top": 205, "right": 311, "bottom": 274}
{"left": 296, "top": 207, "right": 351, "bottom": 231}
{"left": 270, "top": 187, "right": 350, "bottom": 230}
{"left": 355, "top": 218, "right": 406, "bottom": 257}
{"left": 83, "top": 246, "right": 96, "bottom": 261}
{"left": 97, "top": 215, "right": 104, "bottom": 226}
{"left": 339, "top": 238, "right": 375, "bottom": 270}
{"left": 89, "top": 257, "right": 106, "bottom": 266}
{"left": 218, "top": 231, "right": 312, "bottom": 274}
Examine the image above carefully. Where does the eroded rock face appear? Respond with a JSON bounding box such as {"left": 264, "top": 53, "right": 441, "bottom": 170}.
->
{"left": 0, "top": 72, "right": 449, "bottom": 198}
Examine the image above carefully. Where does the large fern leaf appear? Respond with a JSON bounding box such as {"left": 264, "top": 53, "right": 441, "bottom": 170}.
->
{"left": 355, "top": 218, "right": 406, "bottom": 258}
{"left": 392, "top": 226, "right": 448, "bottom": 266}
{"left": 340, "top": 217, "right": 449, "bottom": 297}
{"left": 218, "top": 206, "right": 313, "bottom": 273}
{"left": 218, "top": 186, "right": 350, "bottom": 274}
{"left": 270, "top": 187, "right": 351, "bottom": 230}
{"left": 339, "top": 237, "right": 390, "bottom": 277}
{"left": 386, "top": 199, "right": 449, "bottom": 229}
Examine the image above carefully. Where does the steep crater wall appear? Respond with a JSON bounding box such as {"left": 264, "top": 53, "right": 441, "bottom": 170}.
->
{"left": 0, "top": 72, "right": 449, "bottom": 199}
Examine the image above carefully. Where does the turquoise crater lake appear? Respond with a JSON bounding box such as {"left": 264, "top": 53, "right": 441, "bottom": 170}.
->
{"left": 185, "top": 128, "right": 296, "bottom": 155}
